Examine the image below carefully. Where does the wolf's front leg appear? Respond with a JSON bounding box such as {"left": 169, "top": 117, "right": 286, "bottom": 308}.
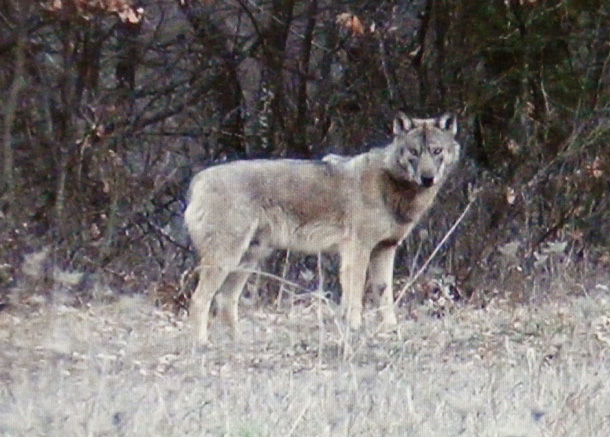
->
{"left": 367, "top": 243, "right": 398, "bottom": 328}
{"left": 339, "top": 247, "right": 371, "bottom": 330}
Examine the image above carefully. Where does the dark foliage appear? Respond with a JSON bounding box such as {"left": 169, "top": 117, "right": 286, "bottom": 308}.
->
{"left": 1, "top": 0, "right": 609, "bottom": 305}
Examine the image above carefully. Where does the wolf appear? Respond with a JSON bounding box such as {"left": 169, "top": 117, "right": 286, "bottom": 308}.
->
{"left": 184, "top": 112, "right": 460, "bottom": 345}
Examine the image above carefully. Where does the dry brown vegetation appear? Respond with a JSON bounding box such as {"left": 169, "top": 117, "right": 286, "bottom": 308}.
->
{"left": 2, "top": 0, "right": 610, "bottom": 299}
{"left": 2, "top": 1, "right": 610, "bottom": 434}
{"left": 2, "top": 280, "right": 610, "bottom": 436}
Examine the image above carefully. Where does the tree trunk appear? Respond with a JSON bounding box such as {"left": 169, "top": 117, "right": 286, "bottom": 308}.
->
{"left": 292, "top": 0, "right": 317, "bottom": 158}
{"left": 2, "top": 26, "right": 25, "bottom": 217}
{"left": 256, "top": 0, "right": 295, "bottom": 157}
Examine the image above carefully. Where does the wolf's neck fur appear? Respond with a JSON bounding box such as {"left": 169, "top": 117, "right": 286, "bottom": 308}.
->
{"left": 380, "top": 171, "right": 438, "bottom": 225}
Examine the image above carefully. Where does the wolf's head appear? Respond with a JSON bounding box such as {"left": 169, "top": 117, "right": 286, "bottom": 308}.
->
{"left": 387, "top": 112, "right": 460, "bottom": 188}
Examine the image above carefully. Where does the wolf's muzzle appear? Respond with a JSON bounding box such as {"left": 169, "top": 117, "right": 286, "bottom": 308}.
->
{"left": 421, "top": 176, "right": 435, "bottom": 187}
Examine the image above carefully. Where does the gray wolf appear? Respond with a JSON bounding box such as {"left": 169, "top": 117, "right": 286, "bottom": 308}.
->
{"left": 185, "top": 112, "right": 460, "bottom": 345}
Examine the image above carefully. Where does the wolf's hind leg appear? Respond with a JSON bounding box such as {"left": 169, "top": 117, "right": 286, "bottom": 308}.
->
{"left": 190, "top": 222, "right": 259, "bottom": 346}
{"left": 215, "top": 237, "right": 270, "bottom": 339}
{"left": 214, "top": 270, "right": 252, "bottom": 338}
{"left": 191, "top": 264, "right": 231, "bottom": 346}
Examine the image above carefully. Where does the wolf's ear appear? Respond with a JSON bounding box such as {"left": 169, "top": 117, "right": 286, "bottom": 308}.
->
{"left": 393, "top": 112, "right": 414, "bottom": 135}
{"left": 437, "top": 113, "right": 458, "bottom": 136}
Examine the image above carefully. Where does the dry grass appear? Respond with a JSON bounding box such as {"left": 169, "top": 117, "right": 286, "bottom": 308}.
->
{"left": 1, "top": 284, "right": 610, "bottom": 436}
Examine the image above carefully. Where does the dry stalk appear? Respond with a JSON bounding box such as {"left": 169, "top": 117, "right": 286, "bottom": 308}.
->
{"left": 194, "top": 264, "right": 307, "bottom": 292}
{"left": 317, "top": 252, "right": 324, "bottom": 368}
{"left": 394, "top": 189, "right": 479, "bottom": 307}
{"left": 287, "top": 396, "right": 313, "bottom": 437}
{"left": 275, "top": 250, "right": 292, "bottom": 309}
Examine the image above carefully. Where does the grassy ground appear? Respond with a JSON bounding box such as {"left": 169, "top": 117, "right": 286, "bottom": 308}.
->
{"left": 1, "top": 284, "right": 610, "bottom": 436}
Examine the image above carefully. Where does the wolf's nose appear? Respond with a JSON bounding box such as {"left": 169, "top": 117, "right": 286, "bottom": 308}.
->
{"left": 421, "top": 176, "right": 434, "bottom": 187}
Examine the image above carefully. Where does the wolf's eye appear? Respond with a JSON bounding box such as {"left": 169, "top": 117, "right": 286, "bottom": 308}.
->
{"left": 409, "top": 148, "right": 420, "bottom": 156}
{"left": 432, "top": 148, "right": 443, "bottom": 155}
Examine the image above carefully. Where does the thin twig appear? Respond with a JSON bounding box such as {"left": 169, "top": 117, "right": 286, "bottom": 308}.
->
{"left": 195, "top": 264, "right": 307, "bottom": 292}
{"left": 317, "top": 252, "right": 324, "bottom": 368}
{"left": 394, "top": 191, "right": 479, "bottom": 307}
{"left": 243, "top": 0, "right": 331, "bottom": 53}
{"left": 287, "top": 396, "right": 313, "bottom": 437}
{"left": 275, "top": 250, "right": 291, "bottom": 309}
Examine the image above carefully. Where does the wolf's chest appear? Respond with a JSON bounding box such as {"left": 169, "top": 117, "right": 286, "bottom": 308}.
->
{"left": 380, "top": 177, "right": 438, "bottom": 226}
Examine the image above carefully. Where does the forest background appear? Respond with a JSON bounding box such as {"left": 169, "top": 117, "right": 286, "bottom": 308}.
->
{"left": 2, "top": 0, "right": 610, "bottom": 308}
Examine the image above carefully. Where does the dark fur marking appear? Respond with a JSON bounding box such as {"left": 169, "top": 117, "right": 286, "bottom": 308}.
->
{"left": 380, "top": 171, "right": 420, "bottom": 224}
{"left": 376, "top": 239, "right": 399, "bottom": 250}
